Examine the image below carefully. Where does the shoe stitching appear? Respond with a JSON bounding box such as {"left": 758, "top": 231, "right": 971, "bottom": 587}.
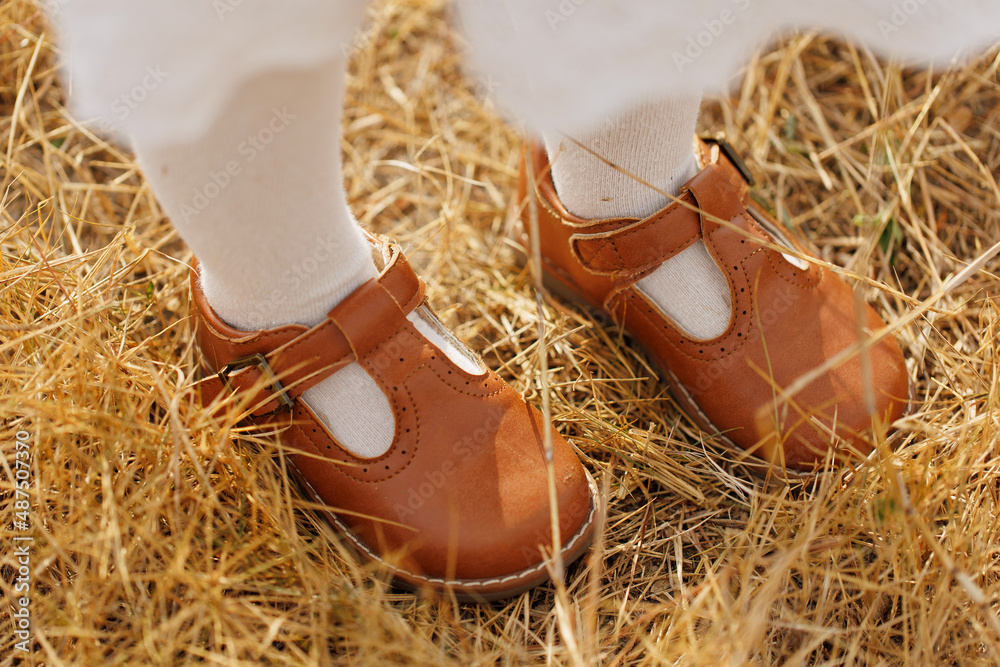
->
{"left": 536, "top": 181, "right": 608, "bottom": 234}
{"left": 608, "top": 217, "right": 699, "bottom": 274}
{"left": 744, "top": 207, "right": 823, "bottom": 290}
{"left": 533, "top": 185, "right": 776, "bottom": 362}
{"left": 585, "top": 288, "right": 790, "bottom": 475}
{"left": 663, "top": 358, "right": 886, "bottom": 478}
{"left": 734, "top": 215, "right": 822, "bottom": 291}
{"left": 360, "top": 319, "right": 497, "bottom": 396}
{"left": 281, "top": 320, "right": 421, "bottom": 479}
{"left": 572, "top": 212, "right": 700, "bottom": 278}
{"left": 197, "top": 240, "right": 601, "bottom": 584}
{"left": 281, "top": 411, "right": 602, "bottom": 577}
{"left": 293, "top": 467, "right": 600, "bottom": 590}
{"left": 647, "top": 348, "right": 811, "bottom": 478}
{"left": 203, "top": 243, "right": 418, "bottom": 387}
{"left": 655, "top": 361, "right": 787, "bottom": 475}
{"left": 191, "top": 276, "right": 308, "bottom": 353}
{"left": 659, "top": 362, "right": 738, "bottom": 443}
{"left": 296, "top": 406, "right": 417, "bottom": 484}
{"left": 286, "top": 418, "right": 356, "bottom": 468}
{"left": 538, "top": 186, "right": 679, "bottom": 296}
{"left": 628, "top": 227, "right": 701, "bottom": 276}
{"left": 362, "top": 325, "right": 423, "bottom": 385}
{"left": 397, "top": 282, "right": 425, "bottom": 314}
{"left": 607, "top": 239, "right": 626, "bottom": 273}
{"left": 530, "top": 142, "right": 885, "bottom": 478}
{"left": 602, "top": 257, "right": 673, "bottom": 314}
{"left": 765, "top": 249, "right": 823, "bottom": 290}
{"left": 198, "top": 312, "right": 301, "bottom": 359}
{"left": 295, "top": 335, "right": 503, "bottom": 482}
{"left": 648, "top": 297, "right": 891, "bottom": 475}
{"left": 626, "top": 248, "right": 766, "bottom": 363}
{"left": 296, "top": 316, "right": 499, "bottom": 481}
{"left": 423, "top": 364, "right": 505, "bottom": 397}
{"left": 277, "top": 322, "right": 351, "bottom": 369}
{"left": 402, "top": 381, "right": 420, "bottom": 474}
{"left": 574, "top": 238, "right": 601, "bottom": 269}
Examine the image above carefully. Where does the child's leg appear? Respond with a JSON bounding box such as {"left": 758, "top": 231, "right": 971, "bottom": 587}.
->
{"left": 543, "top": 95, "right": 732, "bottom": 340}
{"left": 44, "top": 1, "right": 601, "bottom": 597}
{"left": 136, "top": 61, "right": 377, "bottom": 332}
{"left": 136, "top": 60, "right": 478, "bottom": 458}
{"left": 543, "top": 96, "right": 701, "bottom": 221}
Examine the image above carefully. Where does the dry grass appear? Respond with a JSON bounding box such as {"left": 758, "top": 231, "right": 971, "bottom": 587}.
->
{"left": 2, "top": 0, "right": 1000, "bottom": 664}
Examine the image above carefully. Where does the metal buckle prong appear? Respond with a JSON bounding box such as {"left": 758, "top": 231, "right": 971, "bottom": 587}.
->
{"left": 217, "top": 352, "right": 294, "bottom": 412}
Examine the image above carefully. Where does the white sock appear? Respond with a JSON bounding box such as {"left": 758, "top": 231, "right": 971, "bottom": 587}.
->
{"left": 543, "top": 95, "right": 732, "bottom": 340}
{"left": 135, "top": 60, "right": 482, "bottom": 459}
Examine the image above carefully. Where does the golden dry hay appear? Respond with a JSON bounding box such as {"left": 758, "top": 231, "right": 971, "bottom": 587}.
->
{"left": 2, "top": 0, "right": 1000, "bottom": 664}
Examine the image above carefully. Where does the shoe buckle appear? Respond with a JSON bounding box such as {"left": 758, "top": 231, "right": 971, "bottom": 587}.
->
{"left": 218, "top": 353, "right": 294, "bottom": 413}
{"left": 700, "top": 134, "right": 755, "bottom": 186}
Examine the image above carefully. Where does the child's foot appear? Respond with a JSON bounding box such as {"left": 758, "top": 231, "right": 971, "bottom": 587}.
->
{"left": 516, "top": 135, "right": 911, "bottom": 475}
{"left": 192, "top": 232, "right": 599, "bottom": 600}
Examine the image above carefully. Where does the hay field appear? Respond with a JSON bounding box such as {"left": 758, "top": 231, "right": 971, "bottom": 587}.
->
{"left": 2, "top": 0, "right": 1000, "bottom": 664}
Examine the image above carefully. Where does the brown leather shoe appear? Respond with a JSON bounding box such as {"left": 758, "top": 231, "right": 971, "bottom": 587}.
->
{"left": 515, "top": 136, "right": 910, "bottom": 475}
{"left": 190, "top": 233, "right": 598, "bottom": 600}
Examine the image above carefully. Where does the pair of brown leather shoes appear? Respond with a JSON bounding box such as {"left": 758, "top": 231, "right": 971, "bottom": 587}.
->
{"left": 190, "top": 135, "right": 909, "bottom": 599}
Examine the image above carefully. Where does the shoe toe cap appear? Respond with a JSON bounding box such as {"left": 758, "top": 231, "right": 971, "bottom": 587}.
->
{"left": 366, "top": 396, "right": 597, "bottom": 586}
{"left": 773, "top": 313, "right": 911, "bottom": 472}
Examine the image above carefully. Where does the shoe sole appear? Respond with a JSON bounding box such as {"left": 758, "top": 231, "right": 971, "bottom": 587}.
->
{"left": 288, "top": 457, "right": 601, "bottom": 603}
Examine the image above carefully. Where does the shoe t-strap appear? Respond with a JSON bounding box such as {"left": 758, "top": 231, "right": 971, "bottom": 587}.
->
{"left": 195, "top": 241, "right": 425, "bottom": 418}
{"left": 569, "top": 163, "right": 753, "bottom": 313}
{"left": 568, "top": 193, "right": 702, "bottom": 278}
